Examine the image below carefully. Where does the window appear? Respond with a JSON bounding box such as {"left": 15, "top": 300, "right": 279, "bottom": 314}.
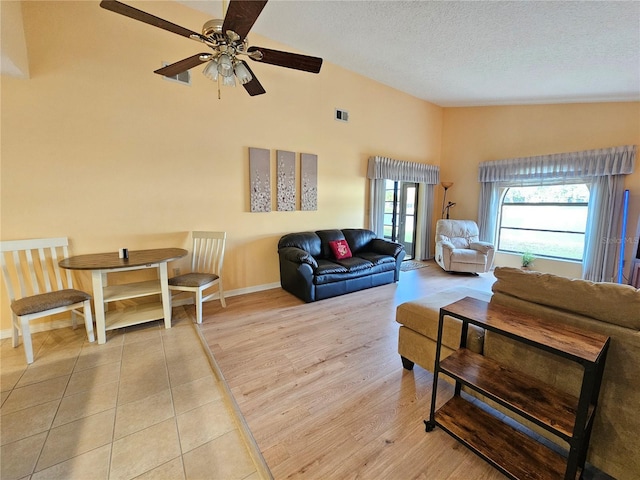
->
{"left": 497, "top": 184, "right": 590, "bottom": 261}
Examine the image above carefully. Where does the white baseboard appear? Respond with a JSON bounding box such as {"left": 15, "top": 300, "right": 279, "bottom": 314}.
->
{"left": 0, "top": 282, "right": 282, "bottom": 340}
{"left": 228, "top": 282, "right": 280, "bottom": 296}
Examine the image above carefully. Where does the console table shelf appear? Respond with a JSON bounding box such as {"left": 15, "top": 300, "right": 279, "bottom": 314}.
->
{"left": 439, "top": 348, "right": 588, "bottom": 441}
{"left": 435, "top": 396, "right": 571, "bottom": 480}
{"left": 426, "top": 296, "right": 610, "bottom": 480}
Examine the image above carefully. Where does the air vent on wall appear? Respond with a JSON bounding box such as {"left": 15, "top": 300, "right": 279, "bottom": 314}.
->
{"left": 161, "top": 62, "right": 191, "bottom": 85}
{"left": 335, "top": 108, "right": 349, "bottom": 122}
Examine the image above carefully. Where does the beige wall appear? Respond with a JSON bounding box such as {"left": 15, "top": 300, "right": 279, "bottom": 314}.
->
{"left": 0, "top": 1, "right": 442, "bottom": 331}
{"left": 441, "top": 102, "right": 640, "bottom": 278}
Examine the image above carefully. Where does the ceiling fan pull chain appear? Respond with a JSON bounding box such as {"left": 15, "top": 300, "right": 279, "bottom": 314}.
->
{"left": 218, "top": 74, "right": 222, "bottom": 100}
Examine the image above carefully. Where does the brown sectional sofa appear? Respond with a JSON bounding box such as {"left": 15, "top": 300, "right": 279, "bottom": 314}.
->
{"left": 396, "top": 267, "right": 640, "bottom": 480}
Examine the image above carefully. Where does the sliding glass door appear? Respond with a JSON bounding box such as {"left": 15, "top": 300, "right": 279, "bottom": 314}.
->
{"left": 383, "top": 180, "right": 418, "bottom": 259}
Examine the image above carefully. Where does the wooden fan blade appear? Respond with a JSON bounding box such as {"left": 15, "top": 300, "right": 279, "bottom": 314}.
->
{"left": 247, "top": 47, "right": 322, "bottom": 74}
{"left": 154, "top": 54, "right": 211, "bottom": 77}
{"left": 222, "top": 0, "right": 268, "bottom": 40}
{"left": 100, "top": 0, "right": 203, "bottom": 41}
{"left": 239, "top": 61, "right": 266, "bottom": 96}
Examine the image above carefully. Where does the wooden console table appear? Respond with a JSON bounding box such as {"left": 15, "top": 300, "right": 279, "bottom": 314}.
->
{"left": 425, "top": 296, "right": 610, "bottom": 480}
{"left": 60, "top": 248, "right": 187, "bottom": 344}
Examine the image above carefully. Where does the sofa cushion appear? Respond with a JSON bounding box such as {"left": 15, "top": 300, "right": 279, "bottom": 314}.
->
{"left": 492, "top": 267, "right": 640, "bottom": 330}
{"left": 336, "top": 256, "right": 372, "bottom": 272}
{"left": 342, "top": 229, "right": 377, "bottom": 253}
{"left": 278, "top": 232, "right": 322, "bottom": 257}
{"left": 315, "top": 259, "right": 348, "bottom": 275}
{"left": 357, "top": 252, "right": 396, "bottom": 266}
{"left": 396, "top": 287, "right": 491, "bottom": 353}
{"left": 313, "top": 257, "right": 393, "bottom": 285}
{"left": 329, "top": 239, "right": 352, "bottom": 260}
{"left": 316, "top": 230, "right": 346, "bottom": 259}
{"left": 450, "top": 248, "right": 488, "bottom": 265}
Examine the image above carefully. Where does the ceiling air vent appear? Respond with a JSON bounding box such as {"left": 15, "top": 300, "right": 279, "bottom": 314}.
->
{"left": 161, "top": 62, "right": 191, "bottom": 86}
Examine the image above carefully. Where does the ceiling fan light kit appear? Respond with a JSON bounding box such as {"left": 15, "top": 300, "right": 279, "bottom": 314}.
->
{"left": 202, "top": 59, "right": 219, "bottom": 81}
{"left": 217, "top": 54, "right": 234, "bottom": 77}
{"left": 99, "top": 0, "right": 323, "bottom": 98}
{"left": 234, "top": 62, "right": 253, "bottom": 85}
{"left": 223, "top": 73, "right": 236, "bottom": 87}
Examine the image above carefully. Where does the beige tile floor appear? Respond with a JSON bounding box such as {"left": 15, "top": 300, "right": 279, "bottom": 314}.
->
{"left": 0, "top": 308, "right": 270, "bottom": 480}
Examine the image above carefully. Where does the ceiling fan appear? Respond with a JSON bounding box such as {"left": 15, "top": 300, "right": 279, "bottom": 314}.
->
{"left": 99, "top": 0, "right": 323, "bottom": 97}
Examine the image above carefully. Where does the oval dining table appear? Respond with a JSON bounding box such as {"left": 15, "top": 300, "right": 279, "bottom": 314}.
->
{"left": 60, "top": 248, "right": 187, "bottom": 344}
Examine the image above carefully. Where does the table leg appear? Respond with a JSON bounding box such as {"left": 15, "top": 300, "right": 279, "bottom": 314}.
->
{"left": 159, "top": 263, "right": 171, "bottom": 329}
{"left": 91, "top": 270, "right": 107, "bottom": 344}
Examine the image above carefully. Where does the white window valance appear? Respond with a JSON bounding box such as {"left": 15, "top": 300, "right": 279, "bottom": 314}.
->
{"left": 367, "top": 156, "right": 440, "bottom": 184}
{"left": 478, "top": 145, "right": 636, "bottom": 183}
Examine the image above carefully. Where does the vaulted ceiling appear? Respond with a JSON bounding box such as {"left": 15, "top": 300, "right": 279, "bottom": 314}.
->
{"left": 3, "top": 1, "right": 639, "bottom": 107}
{"left": 181, "top": 0, "right": 640, "bottom": 107}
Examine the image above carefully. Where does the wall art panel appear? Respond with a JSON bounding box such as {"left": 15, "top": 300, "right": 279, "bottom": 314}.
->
{"left": 301, "top": 153, "right": 318, "bottom": 211}
{"left": 249, "top": 147, "right": 271, "bottom": 212}
{"left": 277, "top": 150, "right": 296, "bottom": 211}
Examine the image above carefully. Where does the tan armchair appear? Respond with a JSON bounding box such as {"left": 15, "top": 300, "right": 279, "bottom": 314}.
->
{"left": 435, "top": 220, "right": 494, "bottom": 273}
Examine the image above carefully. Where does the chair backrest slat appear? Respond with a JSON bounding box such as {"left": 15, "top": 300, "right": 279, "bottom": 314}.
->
{"left": 37, "top": 247, "right": 53, "bottom": 293}
{"left": 1, "top": 251, "right": 18, "bottom": 301}
{"left": 49, "top": 244, "right": 69, "bottom": 290}
{"left": 192, "top": 237, "right": 204, "bottom": 272}
{"left": 10, "top": 250, "right": 27, "bottom": 299}
{"left": 59, "top": 244, "right": 73, "bottom": 290}
{"left": 202, "top": 239, "right": 210, "bottom": 272}
{"left": 25, "top": 249, "right": 40, "bottom": 295}
{"left": 212, "top": 237, "right": 224, "bottom": 273}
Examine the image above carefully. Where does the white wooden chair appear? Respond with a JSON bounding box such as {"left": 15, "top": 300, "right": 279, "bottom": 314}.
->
{"left": 169, "top": 231, "right": 226, "bottom": 324}
{"left": 0, "top": 237, "right": 95, "bottom": 363}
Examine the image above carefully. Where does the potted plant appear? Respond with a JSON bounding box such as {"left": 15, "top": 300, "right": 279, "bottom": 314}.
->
{"left": 521, "top": 252, "right": 535, "bottom": 270}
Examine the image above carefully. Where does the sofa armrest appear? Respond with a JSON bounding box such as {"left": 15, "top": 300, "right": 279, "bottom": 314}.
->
{"left": 278, "top": 248, "right": 316, "bottom": 302}
{"left": 368, "top": 238, "right": 405, "bottom": 258}
{"left": 438, "top": 239, "right": 455, "bottom": 252}
{"left": 470, "top": 241, "right": 494, "bottom": 254}
{"left": 278, "top": 247, "right": 318, "bottom": 269}
{"left": 435, "top": 240, "right": 454, "bottom": 271}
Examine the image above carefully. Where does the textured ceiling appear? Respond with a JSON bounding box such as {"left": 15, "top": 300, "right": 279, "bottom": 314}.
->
{"left": 178, "top": 0, "right": 640, "bottom": 107}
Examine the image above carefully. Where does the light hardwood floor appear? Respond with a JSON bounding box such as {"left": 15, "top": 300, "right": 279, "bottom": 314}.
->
{"left": 198, "top": 261, "right": 505, "bottom": 479}
{"left": 2, "top": 261, "right": 610, "bottom": 479}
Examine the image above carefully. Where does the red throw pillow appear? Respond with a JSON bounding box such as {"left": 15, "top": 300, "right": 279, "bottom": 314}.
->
{"left": 329, "top": 239, "right": 352, "bottom": 260}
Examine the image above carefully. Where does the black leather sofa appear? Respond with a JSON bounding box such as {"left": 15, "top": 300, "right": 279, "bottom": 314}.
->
{"left": 277, "top": 229, "right": 406, "bottom": 302}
